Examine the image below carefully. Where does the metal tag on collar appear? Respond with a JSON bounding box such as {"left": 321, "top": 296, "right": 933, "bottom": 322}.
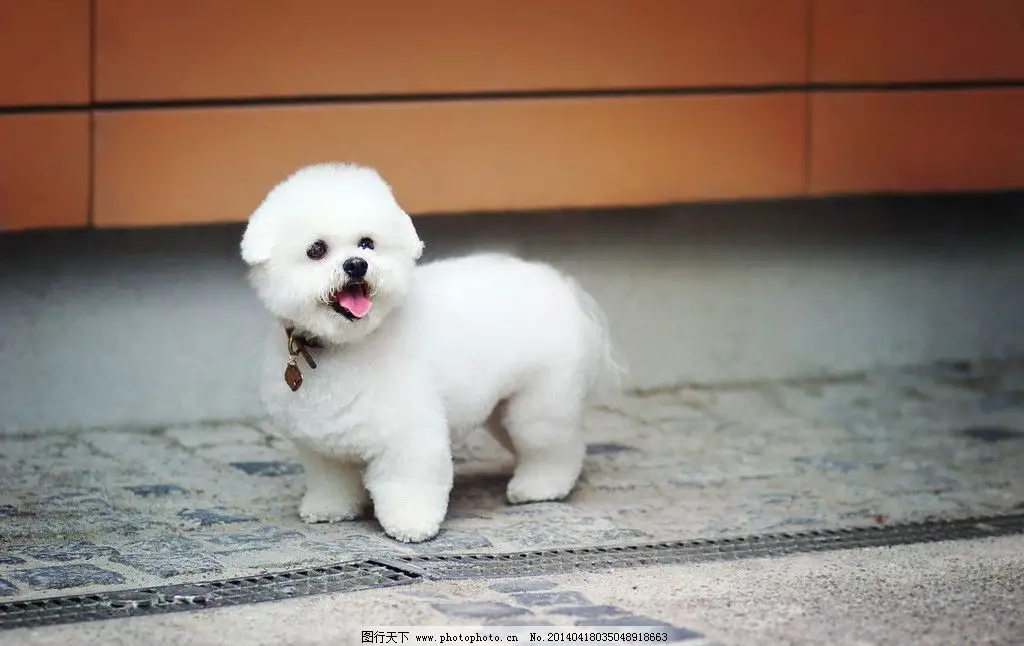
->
{"left": 283, "top": 328, "right": 317, "bottom": 392}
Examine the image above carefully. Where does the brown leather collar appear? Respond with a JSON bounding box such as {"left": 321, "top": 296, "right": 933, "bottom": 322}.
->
{"left": 285, "top": 327, "right": 323, "bottom": 350}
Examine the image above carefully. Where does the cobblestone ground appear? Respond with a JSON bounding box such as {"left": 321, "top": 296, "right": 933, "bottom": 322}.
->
{"left": 1, "top": 360, "right": 1022, "bottom": 602}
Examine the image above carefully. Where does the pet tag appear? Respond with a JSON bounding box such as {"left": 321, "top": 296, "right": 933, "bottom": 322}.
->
{"left": 283, "top": 328, "right": 319, "bottom": 392}
{"left": 284, "top": 357, "right": 303, "bottom": 392}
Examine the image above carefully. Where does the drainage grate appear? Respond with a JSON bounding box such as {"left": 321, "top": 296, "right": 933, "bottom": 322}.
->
{"left": 2, "top": 512, "right": 1022, "bottom": 630}
{"left": 0, "top": 561, "right": 417, "bottom": 631}
{"left": 400, "top": 513, "right": 1024, "bottom": 579}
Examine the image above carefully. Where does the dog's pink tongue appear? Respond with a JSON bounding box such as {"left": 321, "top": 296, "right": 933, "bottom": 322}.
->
{"left": 338, "top": 291, "right": 373, "bottom": 318}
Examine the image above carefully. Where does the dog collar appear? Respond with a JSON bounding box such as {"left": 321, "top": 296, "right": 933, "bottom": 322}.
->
{"left": 283, "top": 327, "right": 322, "bottom": 392}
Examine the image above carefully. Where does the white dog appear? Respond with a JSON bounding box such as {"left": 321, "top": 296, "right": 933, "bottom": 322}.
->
{"left": 240, "top": 163, "right": 623, "bottom": 542}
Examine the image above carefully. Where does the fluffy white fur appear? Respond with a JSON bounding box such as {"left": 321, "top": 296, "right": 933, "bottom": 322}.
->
{"left": 241, "top": 163, "right": 624, "bottom": 542}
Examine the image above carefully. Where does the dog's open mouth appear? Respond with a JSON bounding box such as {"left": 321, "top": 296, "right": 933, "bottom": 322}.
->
{"left": 329, "top": 281, "right": 373, "bottom": 320}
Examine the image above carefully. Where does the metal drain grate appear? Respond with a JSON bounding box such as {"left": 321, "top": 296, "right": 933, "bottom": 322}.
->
{"left": 2, "top": 512, "right": 1022, "bottom": 630}
{"left": 0, "top": 561, "right": 417, "bottom": 631}
{"left": 400, "top": 513, "right": 1024, "bottom": 579}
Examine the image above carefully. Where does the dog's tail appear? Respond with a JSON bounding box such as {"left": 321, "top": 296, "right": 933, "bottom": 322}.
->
{"left": 567, "top": 278, "right": 628, "bottom": 400}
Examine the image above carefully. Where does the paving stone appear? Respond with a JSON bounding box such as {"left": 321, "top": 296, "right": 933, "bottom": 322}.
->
{"left": 593, "top": 528, "right": 651, "bottom": 542}
{"left": 603, "top": 393, "right": 711, "bottom": 425}
{"left": 431, "top": 602, "right": 533, "bottom": 619}
{"left": 489, "top": 579, "right": 558, "bottom": 593}
{"left": 975, "top": 390, "right": 1024, "bottom": 413}
{"left": 586, "top": 442, "right": 637, "bottom": 455}
{"left": 502, "top": 502, "right": 577, "bottom": 518}
{"left": 997, "top": 367, "right": 1024, "bottom": 391}
{"left": 398, "top": 588, "right": 451, "bottom": 600}
{"left": 301, "top": 535, "right": 388, "bottom": 560}
{"left": 10, "top": 564, "right": 126, "bottom": 590}
{"left": 165, "top": 423, "right": 266, "bottom": 448}
{"left": 269, "top": 437, "right": 297, "bottom": 453}
{"left": 213, "top": 547, "right": 318, "bottom": 571}
{"left": 109, "top": 536, "right": 222, "bottom": 578}
{"left": 512, "top": 591, "right": 592, "bottom": 607}
{"left": 124, "top": 484, "right": 189, "bottom": 497}
{"left": 959, "top": 426, "right": 1024, "bottom": 443}
{"left": 41, "top": 491, "right": 113, "bottom": 513}
{"left": 792, "top": 456, "right": 866, "bottom": 474}
{"left": 446, "top": 508, "right": 492, "bottom": 520}
{"left": 549, "top": 605, "right": 635, "bottom": 618}
{"left": 702, "top": 388, "right": 789, "bottom": 424}
{"left": 230, "top": 461, "right": 303, "bottom": 477}
{"left": 204, "top": 527, "right": 306, "bottom": 551}
{"left": 202, "top": 442, "right": 292, "bottom": 464}
{"left": 17, "top": 540, "right": 119, "bottom": 562}
{"left": 178, "top": 508, "right": 257, "bottom": 526}
{"left": 409, "top": 529, "right": 492, "bottom": 553}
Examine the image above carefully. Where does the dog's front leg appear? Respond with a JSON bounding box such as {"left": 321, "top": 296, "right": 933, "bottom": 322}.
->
{"left": 364, "top": 430, "right": 453, "bottom": 543}
{"left": 295, "top": 444, "right": 369, "bottom": 523}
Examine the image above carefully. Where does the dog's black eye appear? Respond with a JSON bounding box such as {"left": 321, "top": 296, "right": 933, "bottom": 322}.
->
{"left": 306, "top": 239, "right": 329, "bottom": 260}
{"left": 358, "top": 237, "right": 375, "bottom": 250}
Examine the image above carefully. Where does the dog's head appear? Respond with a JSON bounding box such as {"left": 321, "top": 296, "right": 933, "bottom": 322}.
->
{"left": 241, "top": 163, "right": 424, "bottom": 345}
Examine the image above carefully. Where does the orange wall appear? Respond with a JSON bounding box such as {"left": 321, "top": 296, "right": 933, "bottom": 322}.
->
{"left": 2, "top": 0, "right": 1023, "bottom": 231}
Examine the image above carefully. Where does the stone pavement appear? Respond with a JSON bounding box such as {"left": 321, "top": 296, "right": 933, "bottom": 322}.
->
{"left": 1, "top": 359, "right": 1022, "bottom": 603}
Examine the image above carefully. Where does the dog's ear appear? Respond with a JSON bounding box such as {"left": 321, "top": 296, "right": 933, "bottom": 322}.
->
{"left": 394, "top": 207, "right": 425, "bottom": 261}
{"left": 240, "top": 207, "right": 275, "bottom": 266}
{"left": 405, "top": 227, "right": 424, "bottom": 261}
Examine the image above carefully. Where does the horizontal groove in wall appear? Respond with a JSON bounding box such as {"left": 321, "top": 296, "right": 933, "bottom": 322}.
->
{"left": 93, "top": 0, "right": 808, "bottom": 101}
{"left": 3, "top": 79, "right": 1024, "bottom": 116}
{"left": 92, "top": 93, "right": 807, "bottom": 225}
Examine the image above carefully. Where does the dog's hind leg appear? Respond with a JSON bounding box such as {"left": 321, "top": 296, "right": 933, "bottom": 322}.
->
{"left": 500, "top": 375, "right": 586, "bottom": 504}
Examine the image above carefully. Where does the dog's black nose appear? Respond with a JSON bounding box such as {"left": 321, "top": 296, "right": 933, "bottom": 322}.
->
{"left": 342, "top": 257, "right": 368, "bottom": 279}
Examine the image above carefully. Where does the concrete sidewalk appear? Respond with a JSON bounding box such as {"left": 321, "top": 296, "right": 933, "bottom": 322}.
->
{"left": 7, "top": 536, "right": 1022, "bottom": 646}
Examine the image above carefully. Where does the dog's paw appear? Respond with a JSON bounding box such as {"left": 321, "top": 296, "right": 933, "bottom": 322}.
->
{"left": 298, "top": 490, "right": 363, "bottom": 524}
{"left": 370, "top": 484, "right": 447, "bottom": 543}
{"left": 506, "top": 474, "right": 575, "bottom": 505}
{"left": 378, "top": 515, "right": 442, "bottom": 544}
